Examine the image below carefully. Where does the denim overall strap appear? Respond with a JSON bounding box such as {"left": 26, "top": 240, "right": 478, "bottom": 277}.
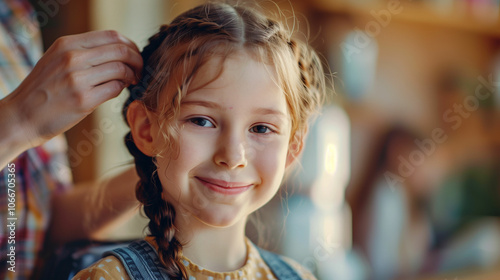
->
{"left": 256, "top": 247, "right": 303, "bottom": 280}
{"left": 105, "top": 240, "right": 303, "bottom": 280}
{"left": 103, "top": 240, "right": 170, "bottom": 280}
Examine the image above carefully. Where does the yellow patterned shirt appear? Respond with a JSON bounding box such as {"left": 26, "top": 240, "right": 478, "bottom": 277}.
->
{"left": 73, "top": 236, "right": 316, "bottom": 280}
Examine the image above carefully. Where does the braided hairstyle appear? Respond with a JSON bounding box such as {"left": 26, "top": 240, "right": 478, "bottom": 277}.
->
{"left": 123, "top": 2, "right": 326, "bottom": 279}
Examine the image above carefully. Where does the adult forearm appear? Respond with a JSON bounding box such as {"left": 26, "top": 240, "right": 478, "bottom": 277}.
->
{"left": 48, "top": 167, "right": 140, "bottom": 244}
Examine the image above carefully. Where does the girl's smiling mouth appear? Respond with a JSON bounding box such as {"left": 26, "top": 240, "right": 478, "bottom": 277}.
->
{"left": 195, "top": 176, "right": 253, "bottom": 195}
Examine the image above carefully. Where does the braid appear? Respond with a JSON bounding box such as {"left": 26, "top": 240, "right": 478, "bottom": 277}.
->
{"left": 288, "top": 39, "right": 325, "bottom": 127}
{"left": 122, "top": 24, "right": 193, "bottom": 276}
{"left": 125, "top": 132, "right": 188, "bottom": 279}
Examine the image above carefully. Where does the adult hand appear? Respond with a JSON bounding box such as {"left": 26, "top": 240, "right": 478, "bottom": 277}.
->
{"left": 0, "top": 30, "right": 143, "bottom": 166}
{"left": 9, "top": 29, "right": 142, "bottom": 143}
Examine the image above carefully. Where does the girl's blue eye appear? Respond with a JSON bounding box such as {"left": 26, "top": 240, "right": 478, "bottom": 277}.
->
{"left": 190, "top": 117, "right": 214, "bottom": 128}
{"left": 251, "top": 125, "right": 273, "bottom": 134}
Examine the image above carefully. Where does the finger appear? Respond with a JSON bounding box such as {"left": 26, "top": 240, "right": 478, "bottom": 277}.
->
{"left": 87, "top": 80, "right": 127, "bottom": 108}
{"left": 66, "top": 30, "right": 140, "bottom": 52}
{"left": 84, "top": 61, "right": 136, "bottom": 87}
{"left": 84, "top": 44, "right": 143, "bottom": 79}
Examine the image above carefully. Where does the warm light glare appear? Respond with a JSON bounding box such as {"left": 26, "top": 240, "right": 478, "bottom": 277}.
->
{"left": 325, "top": 144, "right": 338, "bottom": 175}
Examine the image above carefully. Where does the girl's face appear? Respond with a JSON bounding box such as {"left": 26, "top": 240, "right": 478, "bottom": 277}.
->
{"left": 151, "top": 51, "right": 297, "bottom": 228}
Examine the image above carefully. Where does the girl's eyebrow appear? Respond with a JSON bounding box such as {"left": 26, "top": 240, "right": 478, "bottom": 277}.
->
{"left": 254, "top": 108, "right": 288, "bottom": 120}
{"left": 181, "top": 100, "right": 222, "bottom": 110}
{"left": 181, "top": 100, "right": 287, "bottom": 120}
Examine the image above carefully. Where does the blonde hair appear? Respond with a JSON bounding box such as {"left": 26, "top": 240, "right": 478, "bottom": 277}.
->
{"left": 123, "top": 2, "right": 326, "bottom": 279}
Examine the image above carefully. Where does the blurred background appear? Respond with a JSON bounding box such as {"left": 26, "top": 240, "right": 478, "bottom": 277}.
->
{"left": 34, "top": 0, "right": 500, "bottom": 279}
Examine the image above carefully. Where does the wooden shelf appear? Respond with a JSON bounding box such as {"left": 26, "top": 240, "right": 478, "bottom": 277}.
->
{"left": 311, "top": 0, "right": 500, "bottom": 38}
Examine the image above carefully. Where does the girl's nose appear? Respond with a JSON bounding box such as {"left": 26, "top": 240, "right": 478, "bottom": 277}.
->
{"left": 213, "top": 132, "right": 248, "bottom": 169}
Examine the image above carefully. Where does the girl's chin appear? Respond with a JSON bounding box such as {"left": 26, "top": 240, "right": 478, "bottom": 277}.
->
{"left": 193, "top": 211, "right": 245, "bottom": 229}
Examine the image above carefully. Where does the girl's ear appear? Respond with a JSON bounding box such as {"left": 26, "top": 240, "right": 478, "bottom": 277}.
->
{"left": 127, "top": 101, "right": 156, "bottom": 157}
{"left": 286, "top": 127, "right": 307, "bottom": 168}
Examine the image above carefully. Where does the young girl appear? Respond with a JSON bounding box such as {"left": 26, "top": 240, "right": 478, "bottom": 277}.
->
{"left": 74, "top": 2, "right": 325, "bottom": 279}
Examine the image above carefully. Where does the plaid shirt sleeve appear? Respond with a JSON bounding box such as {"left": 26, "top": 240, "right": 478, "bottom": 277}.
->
{"left": 0, "top": 1, "right": 73, "bottom": 279}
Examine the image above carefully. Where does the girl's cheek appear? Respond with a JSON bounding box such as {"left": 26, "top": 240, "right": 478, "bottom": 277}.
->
{"left": 178, "top": 131, "right": 215, "bottom": 161}
{"left": 255, "top": 140, "right": 289, "bottom": 180}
